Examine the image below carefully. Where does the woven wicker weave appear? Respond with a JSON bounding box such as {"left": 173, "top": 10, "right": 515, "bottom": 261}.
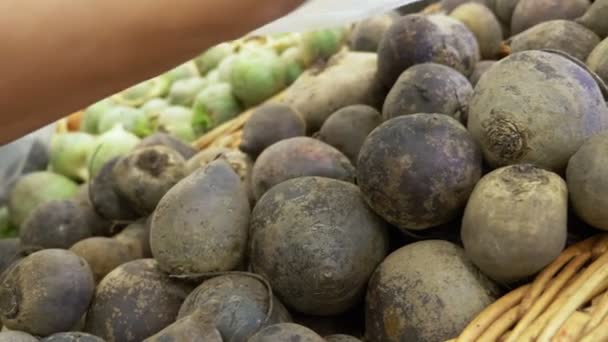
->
{"left": 449, "top": 234, "right": 608, "bottom": 342}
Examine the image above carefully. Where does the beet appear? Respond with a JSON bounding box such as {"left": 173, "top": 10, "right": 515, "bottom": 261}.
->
{"left": 250, "top": 177, "right": 389, "bottom": 315}
{"left": 0, "top": 331, "right": 39, "bottom": 342}
{"left": 510, "top": 0, "right": 590, "bottom": 34}
{"left": 508, "top": 20, "right": 600, "bottom": 62}
{"left": 239, "top": 103, "right": 306, "bottom": 157}
{"left": 451, "top": 2, "right": 503, "bottom": 59}
{"left": 382, "top": 63, "right": 473, "bottom": 124}
{"left": 41, "top": 332, "right": 104, "bottom": 342}
{"left": 112, "top": 146, "right": 187, "bottom": 215}
{"left": 84, "top": 259, "right": 191, "bottom": 342}
{"left": 248, "top": 323, "right": 325, "bottom": 342}
{"left": 441, "top": 0, "right": 490, "bottom": 12}
{"left": 150, "top": 160, "right": 250, "bottom": 274}
{"left": 114, "top": 218, "right": 152, "bottom": 258}
{"left": 576, "top": 0, "right": 608, "bottom": 38}
{"left": 316, "top": 105, "right": 382, "bottom": 165}
{"left": 70, "top": 237, "right": 140, "bottom": 282}
{"left": 492, "top": 0, "right": 519, "bottom": 25}
{"left": 88, "top": 158, "right": 138, "bottom": 221}
{"left": 468, "top": 50, "right": 608, "bottom": 171}
{"left": 177, "top": 273, "right": 292, "bottom": 341}
{"left": 142, "top": 314, "right": 222, "bottom": 342}
{"left": 349, "top": 14, "right": 397, "bottom": 52}
{"left": 0, "top": 238, "right": 21, "bottom": 275}
{"left": 358, "top": 114, "right": 482, "bottom": 231}
{"left": 469, "top": 60, "right": 496, "bottom": 86}
{"left": 136, "top": 132, "right": 197, "bottom": 159}
{"left": 587, "top": 37, "right": 608, "bottom": 85}
{"left": 325, "top": 335, "right": 363, "bottom": 342}
{"left": 365, "top": 240, "right": 499, "bottom": 342}
{"left": 20, "top": 199, "right": 94, "bottom": 250}
{"left": 251, "top": 137, "right": 355, "bottom": 200}
{"left": 377, "top": 14, "right": 480, "bottom": 88}
{"left": 185, "top": 147, "right": 231, "bottom": 174}
{"left": 0, "top": 249, "right": 95, "bottom": 336}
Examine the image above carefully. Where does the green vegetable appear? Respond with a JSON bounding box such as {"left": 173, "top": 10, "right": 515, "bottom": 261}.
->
{"left": 141, "top": 98, "right": 170, "bottom": 123}
{"left": 81, "top": 99, "right": 115, "bottom": 134}
{"left": 8, "top": 171, "right": 79, "bottom": 227}
{"left": 97, "top": 106, "right": 152, "bottom": 137}
{"left": 87, "top": 125, "right": 141, "bottom": 177}
{"left": 49, "top": 132, "right": 97, "bottom": 182}
{"left": 229, "top": 48, "right": 286, "bottom": 107}
{"left": 168, "top": 77, "right": 208, "bottom": 107}
{"left": 157, "top": 106, "right": 196, "bottom": 142}
{"left": 113, "top": 76, "right": 171, "bottom": 107}
{"left": 218, "top": 55, "right": 238, "bottom": 83}
{"left": 194, "top": 42, "right": 234, "bottom": 75}
{"left": 280, "top": 47, "right": 304, "bottom": 85}
{"left": 192, "top": 83, "right": 242, "bottom": 134}
{"left": 300, "top": 28, "right": 347, "bottom": 66}
{"left": 0, "top": 206, "right": 18, "bottom": 238}
{"left": 166, "top": 61, "right": 200, "bottom": 82}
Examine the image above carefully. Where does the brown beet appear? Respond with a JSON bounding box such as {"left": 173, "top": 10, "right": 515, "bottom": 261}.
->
{"left": 325, "top": 335, "right": 363, "bottom": 342}
{"left": 358, "top": 114, "right": 482, "bottom": 231}
{"left": 89, "top": 158, "right": 138, "bottom": 221}
{"left": 316, "top": 105, "right": 382, "bottom": 165}
{"left": 250, "top": 177, "right": 389, "bottom": 315}
{"left": 84, "top": 259, "right": 191, "bottom": 342}
{"left": 177, "top": 273, "right": 292, "bottom": 341}
{"left": 0, "top": 331, "right": 39, "bottom": 342}
{"left": 70, "top": 237, "right": 139, "bottom": 282}
{"left": 469, "top": 60, "right": 496, "bottom": 86}
{"left": 239, "top": 103, "right": 306, "bottom": 157}
{"left": 248, "top": 323, "right": 325, "bottom": 342}
{"left": 382, "top": 63, "right": 473, "bottom": 124}
{"left": 185, "top": 147, "right": 231, "bottom": 174}
{"left": 509, "top": 20, "right": 600, "bottom": 62}
{"left": 137, "top": 132, "right": 197, "bottom": 159}
{"left": 587, "top": 37, "right": 608, "bottom": 85}
{"left": 114, "top": 218, "right": 152, "bottom": 258}
{"left": 511, "top": 0, "right": 590, "bottom": 35}
{"left": 41, "top": 332, "right": 105, "bottom": 342}
{"left": 377, "top": 14, "right": 480, "bottom": 88}
{"left": 20, "top": 199, "right": 94, "bottom": 250}
{"left": 112, "top": 146, "right": 186, "bottom": 215}
{"left": 451, "top": 2, "right": 503, "bottom": 59}
{"left": 349, "top": 14, "right": 397, "bottom": 52}
{"left": 0, "top": 238, "right": 21, "bottom": 275}
{"left": 0, "top": 249, "right": 95, "bottom": 336}
{"left": 576, "top": 0, "right": 608, "bottom": 38}
{"left": 251, "top": 137, "right": 355, "bottom": 200}
{"left": 142, "top": 314, "right": 222, "bottom": 342}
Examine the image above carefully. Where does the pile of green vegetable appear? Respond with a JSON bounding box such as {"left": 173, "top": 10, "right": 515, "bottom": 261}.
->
{"left": 3, "top": 0, "right": 608, "bottom": 341}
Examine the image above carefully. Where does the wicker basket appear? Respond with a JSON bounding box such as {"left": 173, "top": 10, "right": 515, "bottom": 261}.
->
{"left": 449, "top": 234, "right": 608, "bottom": 342}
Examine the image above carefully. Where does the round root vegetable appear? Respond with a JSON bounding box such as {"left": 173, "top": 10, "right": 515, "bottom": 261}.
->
{"left": 0, "top": 331, "right": 39, "bottom": 342}
{"left": 72, "top": 186, "right": 112, "bottom": 237}
{"left": 8, "top": 171, "right": 78, "bottom": 227}
{"left": 251, "top": 137, "right": 355, "bottom": 200}
{"left": 114, "top": 219, "right": 152, "bottom": 258}
{"left": 451, "top": 3, "right": 503, "bottom": 59}
{"left": 185, "top": 147, "right": 231, "bottom": 174}
{"left": 576, "top": 0, "right": 608, "bottom": 38}
{"left": 349, "top": 14, "right": 396, "bottom": 52}
{"left": 587, "top": 37, "right": 608, "bottom": 85}
{"left": 239, "top": 103, "right": 306, "bottom": 157}
{"left": 216, "top": 151, "right": 255, "bottom": 204}
{"left": 250, "top": 177, "right": 389, "bottom": 315}
{"left": 316, "top": 105, "right": 382, "bottom": 165}
{"left": 150, "top": 160, "right": 250, "bottom": 274}
{"left": 325, "top": 335, "right": 362, "bottom": 342}
{"left": 0, "top": 249, "right": 95, "bottom": 336}
{"left": 49, "top": 132, "right": 97, "bottom": 182}
{"left": 461, "top": 164, "right": 568, "bottom": 283}
{"left": 382, "top": 63, "right": 473, "bottom": 123}
{"left": 88, "top": 158, "right": 138, "bottom": 221}
{"left": 358, "top": 114, "right": 482, "bottom": 231}
{"left": 41, "top": 332, "right": 104, "bottom": 342}
{"left": 510, "top": 0, "right": 590, "bottom": 35}
{"left": 508, "top": 20, "right": 600, "bottom": 62}
{"left": 248, "top": 323, "right": 325, "bottom": 342}
{"left": 377, "top": 14, "right": 480, "bottom": 88}
{"left": 365, "top": 240, "right": 499, "bottom": 342}
{"left": 137, "top": 132, "right": 197, "bottom": 160}
{"left": 84, "top": 259, "right": 191, "bottom": 342}
{"left": 70, "top": 237, "right": 140, "bottom": 282}
{"left": 143, "top": 314, "right": 222, "bottom": 342}
{"left": 467, "top": 50, "right": 608, "bottom": 172}
{"left": 440, "top": 0, "right": 490, "bottom": 12}
{"left": 567, "top": 132, "right": 608, "bottom": 231}
{"left": 177, "top": 274, "right": 292, "bottom": 341}
{"left": 0, "top": 239, "right": 21, "bottom": 275}
{"left": 469, "top": 60, "right": 496, "bottom": 87}
{"left": 282, "top": 51, "right": 385, "bottom": 133}
{"left": 112, "top": 146, "right": 187, "bottom": 215}
{"left": 492, "top": 0, "right": 519, "bottom": 25}
{"left": 20, "top": 199, "right": 94, "bottom": 250}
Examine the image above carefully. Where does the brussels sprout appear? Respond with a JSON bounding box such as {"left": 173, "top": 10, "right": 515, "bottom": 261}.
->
{"left": 168, "top": 77, "right": 208, "bottom": 107}
{"left": 300, "top": 28, "right": 347, "bottom": 66}
{"left": 113, "top": 76, "right": 171, "bottom": 107}
{"left": 166, "top": 61, "right": 200, "bottom": 82}
{"left": 230, "top": 48, "right": 286, "bottom": 107}
{"left": 49, "top": 132, "right": 97, "bottom": 181}
{"left": 195, "top": 42, "right": 235, "bottom": 75}
{"left": 87, "top": 125, "right": 141, "bottom": 177}
{"left": 97, "top": 106, "right": 152, "bottom": 137}
{"left": 81, "top": 98, "right": 115, "bottom": 134}
{"left": 192, "top": 83, "right": 242, "bottom": 134}
{"left": 281, "top": 47, "right": 305, "bottom": 85}
{"left": 155, "top": 106, "right": 196, "bottom": 141}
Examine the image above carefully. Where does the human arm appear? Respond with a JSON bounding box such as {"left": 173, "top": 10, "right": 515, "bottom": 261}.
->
{"left": 0, "top": 0, "right": 304, "bottom": 144}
